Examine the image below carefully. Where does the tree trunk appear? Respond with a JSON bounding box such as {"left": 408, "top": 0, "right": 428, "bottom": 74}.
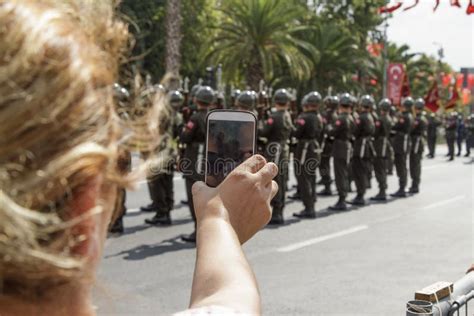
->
{"left": 246, "top": 48, "right": 265, "bottom": 91}
{"left": 165, "top": 0, "right": 182, "bottom": 85}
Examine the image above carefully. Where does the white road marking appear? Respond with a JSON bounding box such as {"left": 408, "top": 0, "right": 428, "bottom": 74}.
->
{"left": 421, "top": 195, "right": 466, "bottom": 210}
{"left": 276, "top": 225, "right": 369, "bottom": 253}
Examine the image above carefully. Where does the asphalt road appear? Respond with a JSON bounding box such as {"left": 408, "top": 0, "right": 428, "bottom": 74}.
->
{"left": 95, "top": 145, "right": 473, "bottom": 315}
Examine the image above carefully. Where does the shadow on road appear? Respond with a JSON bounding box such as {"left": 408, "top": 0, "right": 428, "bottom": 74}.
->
{"left": 106, "top": 236, "right": 195, "bottom": 260}
{"left": 265, "top": 218, "right": 300, "bottom": 229}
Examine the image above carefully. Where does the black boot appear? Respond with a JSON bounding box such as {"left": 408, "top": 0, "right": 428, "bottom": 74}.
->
{"left": 181, "top": 231, "right": 196, "bottom": 243}
{"left": 288, "top": 193, "right": 301, "bottom": 200}
{"left": 109, "top": 218, "right": 124, "bottom": 234}
{"left": 408, "top": 186, "right": 419, "bottom": 194}
{"left": 145, "top": 213, "right": 172, "bottom": 225}
{"left": 140, "top": 204, "right": 155, "bottom": 212}
{"left": 348, "top": 194, "right": 366, "bottom": 206}
{"left": 268, "top": 212, "right": 284, "bottom": 225}
{"left": 370, "top": 190, "right": 387, "bottom": 201}
{"left": 293, "top": 209, "right": 316, "bottom": 219}
{"left": 329, "top": 198, "right": 347, "bottom": 211}
{"left": 448, "top": 156, "right": 454, "bottom": 161}
{"left": 465, "top": 152, "right": 471, "bottom": 157}
{"left": 390, "top": 189, "right": 407, "bottom": 198}
{"left": 318, "top": 187, "right": 332, "bottom": 196}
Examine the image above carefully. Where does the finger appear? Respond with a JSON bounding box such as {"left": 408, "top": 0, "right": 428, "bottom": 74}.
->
{"left": 237, "top": 154, "right": 266, "bottom": 174}
{"left": 191, "top": 181, "right": 208, "bottom": 196}
{"left": 257, "top": 162, "right": 278, "bottom": 184}
{"left": 269, "top": 180, "right": 278, "bottom": 200}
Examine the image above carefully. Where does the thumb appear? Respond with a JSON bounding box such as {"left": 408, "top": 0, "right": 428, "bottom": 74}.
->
{"left": 191, "top": 181, "right": 208, "bottom": 196}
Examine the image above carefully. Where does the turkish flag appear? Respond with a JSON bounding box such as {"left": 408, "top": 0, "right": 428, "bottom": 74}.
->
{"left": 424, "top": 81, "right": 439, "bottom": 112}
{"left": 468, "top": 0, "right": 474, "bottom": 14}
{"left": 446, "top": 86, "right": 460, "bottom": 110}
{"left": 456, "top": 73, "right": 464, "bottom": 89}
{"left": 379, "top": 2, "right": 402, "bottom": 14}
{"left": 387, "top": 63, "right": 406, "bottom": 106}
{"left": 451, "top": 0, "right": 461, "bottom": 8}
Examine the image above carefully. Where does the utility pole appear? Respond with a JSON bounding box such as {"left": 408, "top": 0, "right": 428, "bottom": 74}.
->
{"left": 382, "top": 17, "right": 389, "bottom": 98}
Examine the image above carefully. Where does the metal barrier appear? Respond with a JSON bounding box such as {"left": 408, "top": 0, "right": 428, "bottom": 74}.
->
{"left": 406, "top": 272, "right": 474, "bottom": 316}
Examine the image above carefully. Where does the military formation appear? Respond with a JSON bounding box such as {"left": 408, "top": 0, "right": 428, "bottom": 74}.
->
{"left": 110, "top": 82, "right": 474, "bottom": 243}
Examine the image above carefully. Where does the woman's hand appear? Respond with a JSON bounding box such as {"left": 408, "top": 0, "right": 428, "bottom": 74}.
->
{"left": 192, "top": 154, "right": 278, "bottom": 244}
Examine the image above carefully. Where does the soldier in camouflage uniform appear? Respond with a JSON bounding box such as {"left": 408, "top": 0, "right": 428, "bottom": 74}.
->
{"left": 445, "top": 111, "right": 458, "bottom": 161}
{"left": 292, "top": 92, "right": 324, "bottom": 219}
{"left": 426, "top": 112, "right": 441, "bottom": 158}
{"left": 349, "top": 95, "right": 375, "bottom": 206}
{"left": 318, "top": 96, "right": 339, "bottom": 196}
{"left": 180, "top": 86, "right": 214, "bottom": 242}
{"left": 390, "top": 97, "right": 414, "bottom": 198}
{"left": 370, "top": 98, "right": 393, "bottom": 201}
{"left": 260, "top": 89, "right": 295, "bottom": 225}
{"left": 328, "top": 93, "right": 354, "bottom": 211}
{"left": 408, "top": 98, "right": 428, "bottom": 194}
{"left": 145, "top": 91, "right": 184, "bottom": 226}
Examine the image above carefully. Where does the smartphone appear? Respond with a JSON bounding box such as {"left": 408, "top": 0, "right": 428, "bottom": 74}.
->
{"left": 205, "top": 110, "right": 257, "bottom": 187}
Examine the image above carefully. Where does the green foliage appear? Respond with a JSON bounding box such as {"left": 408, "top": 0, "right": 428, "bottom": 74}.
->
{"left": 119, "top": 0, "right": 454, "bottom": 100}
{"left": 204, "top": 0, "right": 317, "bottom": 89}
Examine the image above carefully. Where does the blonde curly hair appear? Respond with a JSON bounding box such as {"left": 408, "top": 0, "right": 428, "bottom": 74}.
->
{"left": 0, "top": 0, "right": 131, "bottom": 297}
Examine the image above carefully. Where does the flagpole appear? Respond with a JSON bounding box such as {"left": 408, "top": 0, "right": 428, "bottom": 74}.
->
{"left": 382, "top": 15, "right": 389, "bottom": 98}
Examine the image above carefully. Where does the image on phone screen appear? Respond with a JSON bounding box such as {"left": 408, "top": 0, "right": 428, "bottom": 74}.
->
{"left": 205, "top": 111, "right": 256, "bottom": 187}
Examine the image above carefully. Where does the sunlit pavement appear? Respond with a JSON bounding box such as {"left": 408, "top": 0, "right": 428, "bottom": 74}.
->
{"left": 95, "top": 145, "right": 473, "bottom": 315}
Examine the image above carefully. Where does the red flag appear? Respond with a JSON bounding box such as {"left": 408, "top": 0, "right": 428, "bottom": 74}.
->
{"left": 445, "top": 86, "right": 460, "bottom": 109}
{"left": 456, "top": 73, "right": 464, "bottom": 89}
{"left": 403, "top": 0, "right": 419, "bottom": 11}
{"left": 451, "top": 0, "right": 461, "bottom": 8}
{"left": 424, "top": 81, "right": 439, "bottom": 112}
{"left": 387, "top": 63, "right": 406, "bottom": 106}
{"left": 468, "top": 0, "right": 474, "bottom": 14}
{"left": 379, "top": 2, "right": 402, "bottom": 14}
{"left": 367, "top": 43, "right": 383, "bottom": 57}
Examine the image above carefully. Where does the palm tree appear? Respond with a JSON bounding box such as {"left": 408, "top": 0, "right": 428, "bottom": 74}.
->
{"left": 306, "top": 22, "right": 360, "bottom": 93}
{"left": 165, "top": 0, "right": 182, "bottom": 83}
{"left": 205, "top": 0, "right": 316, "bottom": 90}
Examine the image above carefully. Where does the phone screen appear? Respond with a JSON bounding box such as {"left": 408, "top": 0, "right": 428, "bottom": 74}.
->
{"left": 205, "top": 111, "right": 256, "bottom": 187}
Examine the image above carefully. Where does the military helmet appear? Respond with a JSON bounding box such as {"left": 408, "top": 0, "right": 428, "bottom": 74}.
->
{"left": 190, "top": 84, "right": 201, "bottom": 98}
{"left": 302, "top": 91, "right": 322, "bottom": 107}
{"left": 113, "top": 83, "right": 130, "bottom": 104}
{"left": 195, "top": 86, "right": 215, "bottom": 105}
{"left": 378, "top": 98, "right": 392, "bottom": 112}
{"left": 273, "top": 88, "right": 290, "bottom": 105}
{"left": 324, "top": 95, "right": 339, "bottom": 110}
{"left": 237, "top": 90, "right": 256, "bottom": 109}
{"left": 402, "top": 96, "right": 415, "bottom": 108}
{"left": 360, "top": 94, "right": 375, "bottom": 108}
{"left": 232, "top": 89, "right": 241, "bottom": 99}
{"left": 168, "top": 90, "right": 184, "bottom": 109}
{"left": 339, "top": 93, "right": 353, "bottom": 107}
{"left": 414, "top": 97, "right": 425, "bottom": 110}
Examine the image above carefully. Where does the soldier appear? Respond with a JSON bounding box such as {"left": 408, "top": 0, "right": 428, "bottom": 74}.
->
{"left": 328, "top": 93, "right": 354, "bottom": 211}
{"left": 144, "top": 91, "right": 184, "bottom": 226}
{"left": 466, "top": 114, "right": 474, "bottom": 159}
{"left": 456, "top": 114, "right": 466, "bottom": 157}
{"left": 235, "top": 90, "right": 257, "bottom": 114}
{"left": 390, "top": 97, "right": 414, "bottom": 198}
{"left": 260, "top": 89, "right": 294, "bottom": 224}
{"left": 348, "top": 95, "right": 375, "bottom": 205}
{"left": 318, "top": 96, "right": 339, "bottom": 196}
{"left": 386, "top": 105, "right": 397, "bottom": 175}
{"left": 370, "top": 98, "right": 393, "bottom": 201}
{"left": 408, "top": 98, "right": 428, "bottom": 194}
{"left": 292, "top": 92, "right": 324, "bottom": 219}
{"left": 445, "top": 111, "right": 458, "bottom": 161}
{"left": 426, "top": 112, "right": 441, "bottom": 158}
{"left": 180, "top": 86, "right": 214, "bottom": 242}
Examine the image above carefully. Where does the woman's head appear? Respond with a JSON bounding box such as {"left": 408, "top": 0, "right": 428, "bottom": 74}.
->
{"left": 0, "top": 0, "right": 128, "bottom": 298}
